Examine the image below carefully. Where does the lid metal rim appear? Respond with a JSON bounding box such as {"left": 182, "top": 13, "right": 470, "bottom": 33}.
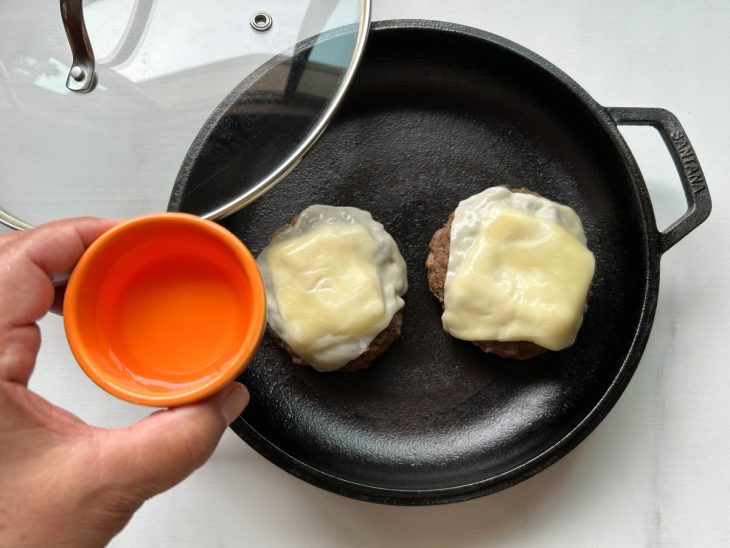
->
{"left": 0, "top": 210, "right": 32, "bottom": 231}
{"left": 200, "top": 0, "right": 372, "bottom": 222}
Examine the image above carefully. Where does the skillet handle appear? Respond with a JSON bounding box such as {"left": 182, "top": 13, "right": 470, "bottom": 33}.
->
{"left": 607, "top": 107, "right": 712, "bottom": 253}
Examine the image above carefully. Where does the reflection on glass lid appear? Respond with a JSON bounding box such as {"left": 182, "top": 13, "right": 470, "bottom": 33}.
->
{"left": 0, "top": 0, "right": 370, "bottom": 229}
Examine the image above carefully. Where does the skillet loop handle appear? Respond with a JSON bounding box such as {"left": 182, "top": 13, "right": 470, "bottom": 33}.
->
{"left": 607, "top": 107, "right": 711, "bottom": 253}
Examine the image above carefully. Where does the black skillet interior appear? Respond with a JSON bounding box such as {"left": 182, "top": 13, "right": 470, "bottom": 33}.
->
{"left": 169, "top": 22, "right": 649, "bottom": 503}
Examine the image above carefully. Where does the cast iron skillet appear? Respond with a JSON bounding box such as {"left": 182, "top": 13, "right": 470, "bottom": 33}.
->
{"left": 168, "top": 20, "right": 711, "bottom": 504}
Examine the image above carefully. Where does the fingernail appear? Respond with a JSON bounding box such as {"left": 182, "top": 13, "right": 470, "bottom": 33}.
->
{"left": 220, "top": 382, "right": 250, "bottom": 424}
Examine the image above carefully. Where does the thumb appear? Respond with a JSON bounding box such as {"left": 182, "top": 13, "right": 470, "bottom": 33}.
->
{"left": 103, "top": 382, "right": 249, "bottom": 499}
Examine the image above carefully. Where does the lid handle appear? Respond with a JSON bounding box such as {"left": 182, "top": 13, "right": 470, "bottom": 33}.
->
{"left": 60, "top": 0, "right": 96, "bottom": 93}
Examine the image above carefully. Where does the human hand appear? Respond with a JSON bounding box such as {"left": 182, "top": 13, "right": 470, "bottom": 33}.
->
{"left": 0, "top": 218, "right": 250, "bottom": 547}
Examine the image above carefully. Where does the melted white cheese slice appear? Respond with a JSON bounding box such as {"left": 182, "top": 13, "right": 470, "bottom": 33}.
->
{"left": 257, "top": 206, "right": 407, "bottom": 371}
{"left": 442, "top": 187, "right": 595, "bottom": 351}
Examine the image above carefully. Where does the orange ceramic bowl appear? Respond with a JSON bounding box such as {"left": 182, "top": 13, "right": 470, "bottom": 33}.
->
{"left": 64, "top": 213, "right": 266, "bottom": 407}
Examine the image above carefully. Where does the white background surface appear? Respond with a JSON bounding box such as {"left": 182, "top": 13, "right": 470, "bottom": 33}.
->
{"left": 11, "top": 1, "right": 730, "bottom": 546}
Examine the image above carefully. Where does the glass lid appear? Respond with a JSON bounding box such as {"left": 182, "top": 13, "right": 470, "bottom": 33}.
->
{"left": 0, "top": 0, "right": 370, "bottom": 230}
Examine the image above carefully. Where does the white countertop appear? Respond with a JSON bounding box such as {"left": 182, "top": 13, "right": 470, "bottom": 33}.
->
{"left": 10, "top": 1, "right": 730, "bottom": 546}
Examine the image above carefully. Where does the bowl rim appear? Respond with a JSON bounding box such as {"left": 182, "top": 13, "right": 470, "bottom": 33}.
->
{"left": 63, "top": 212, "right": 266, "bottom": 407}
